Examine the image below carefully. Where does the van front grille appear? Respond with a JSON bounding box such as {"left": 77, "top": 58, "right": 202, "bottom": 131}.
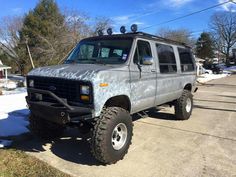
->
{"left": 27, "top": 76, "right": 90, "bottom": 103}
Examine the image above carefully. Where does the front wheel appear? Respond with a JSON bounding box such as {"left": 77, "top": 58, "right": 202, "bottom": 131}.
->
{"left": 90, "top": 107, "right": 133, "bottom": 164}
{"left": 174, "top": 90, "right": 193, "bottom": 120}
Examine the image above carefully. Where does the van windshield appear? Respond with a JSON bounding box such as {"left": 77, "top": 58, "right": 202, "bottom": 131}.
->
{"left": 65, "top": 38, "right": 133, "bottom": 64}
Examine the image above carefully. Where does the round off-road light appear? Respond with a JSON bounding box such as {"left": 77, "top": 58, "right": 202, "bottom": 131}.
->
{"left": 97, "top": 29, "right": 103, "bottom": 36}
{"left": 131, "top": 24, "right": 138, "bottom": 33}
{"left": 120, "top": 26, "right": 126, "bottom": 34}
{"left": 107, "top": 28, "right": 113, "bottom": 35}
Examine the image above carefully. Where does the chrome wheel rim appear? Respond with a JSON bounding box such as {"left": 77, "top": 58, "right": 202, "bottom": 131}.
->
{"left": 111, "top": 123, "right": 128, "bottom": 150}
{"left": 186, "top": 98, "right": 192, "bottom": 113}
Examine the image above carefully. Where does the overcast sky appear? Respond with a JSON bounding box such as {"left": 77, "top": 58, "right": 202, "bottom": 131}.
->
{"left": 0, "top": 0, "right": 235, "bottom": 37}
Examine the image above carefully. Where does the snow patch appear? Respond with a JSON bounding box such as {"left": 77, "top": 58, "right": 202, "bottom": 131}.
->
{"left": 0, "top": 92, "right": 29, "bottom": 137}
{"left": 0, "top": 140, "right": 12, "bottom": 148}
{"left": 5, "top": 82, "right": 17, "bottom": 90}
{"left": 2, "top": 87, "right": 26, "bottom": 95}
{"left": 197, "top": 73, "right": 230, "bottom": 84}
{"left": 224, "top": 66, "right": 236, "bottom": 73}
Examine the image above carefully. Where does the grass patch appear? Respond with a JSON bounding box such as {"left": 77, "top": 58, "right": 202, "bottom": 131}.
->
{"left": 0, "top": 149, "right": 70, "bottom": 177}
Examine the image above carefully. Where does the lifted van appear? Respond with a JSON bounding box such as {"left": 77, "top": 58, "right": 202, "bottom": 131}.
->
{"left": 26, "top": 29, "right": 197, "bottom": 164}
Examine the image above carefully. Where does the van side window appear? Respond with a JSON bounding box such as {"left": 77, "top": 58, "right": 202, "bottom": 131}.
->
{"left": 156, "top": 44, "right": 177, "bottom": 73}
{"left": 134, "top": 40, "right": 152, "bottom": 64}
{"left": 178, "top": 48, "right": 195, "bottom": 72}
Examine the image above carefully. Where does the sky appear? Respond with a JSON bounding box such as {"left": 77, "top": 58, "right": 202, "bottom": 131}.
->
{"left": 0, "top": 0, "right": 235, "bottom": 38}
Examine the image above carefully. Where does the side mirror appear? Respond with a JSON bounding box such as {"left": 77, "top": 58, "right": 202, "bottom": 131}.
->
{"left": 142, "top": 56, "right": 154, "bottom": 65}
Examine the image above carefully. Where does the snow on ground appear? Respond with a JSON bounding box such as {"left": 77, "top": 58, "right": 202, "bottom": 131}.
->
{"left": 224, "top": 66, "right": 236, "bottom": 73}
{"left": 197, "top": 73, "right": 230, "bottom": 84}
{"left": 2, "top": 87, "right": 27, "bottom": 95}
{"left": 0, "top": 91, "right": 29, "bottom": 148}
{"left": 0, "top": 140, "right": 12, "bottom": 148}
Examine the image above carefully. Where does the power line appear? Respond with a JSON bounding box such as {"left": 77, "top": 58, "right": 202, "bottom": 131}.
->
{"left": 140, "top": 0, "right": 231, "bottom": 31}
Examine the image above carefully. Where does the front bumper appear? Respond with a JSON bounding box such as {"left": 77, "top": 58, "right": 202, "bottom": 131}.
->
{"left": 26, "top": 88, "right": 93, "bottom": 125}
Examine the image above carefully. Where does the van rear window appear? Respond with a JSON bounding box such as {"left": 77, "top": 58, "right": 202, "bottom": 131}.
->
{"left": 178, "top": 48, "right": 195, "bottom": 72}
{"left": 156, "top": 44, "right": 177, "bottom": 74}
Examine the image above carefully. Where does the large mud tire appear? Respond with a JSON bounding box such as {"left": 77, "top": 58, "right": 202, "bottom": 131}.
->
{"left": 174, "top": 90, "right": 193, "bottom": 120}
{"left": 90, "top": 107, "right": 133, "bottom": 164}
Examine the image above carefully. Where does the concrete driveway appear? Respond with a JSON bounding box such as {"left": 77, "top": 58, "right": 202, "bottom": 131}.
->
{"left": 16, "top": 75, "right": 236, "bottom": 177}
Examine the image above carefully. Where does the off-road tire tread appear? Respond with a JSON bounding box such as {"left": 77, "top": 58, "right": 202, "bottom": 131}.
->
{"left": 90, "top": 107, "right": 133, "bottom": 164}
{"left": 175, "top": 90, "right": 193, "bottom": 120}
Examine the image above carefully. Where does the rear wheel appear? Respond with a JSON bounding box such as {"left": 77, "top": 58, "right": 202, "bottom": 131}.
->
{"left": 90, "top": 107, "right": 133, "bottom": 164}
{"left": 29, "top": 113, "right": 65, "bottom": 139}
{"left": 174, "top": 90, "right": 193, "bottom": 120}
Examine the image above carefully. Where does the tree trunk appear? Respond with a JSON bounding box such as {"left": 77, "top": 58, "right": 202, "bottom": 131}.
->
{"left": 226, "top": 47, "right": 230, "bottom": 66}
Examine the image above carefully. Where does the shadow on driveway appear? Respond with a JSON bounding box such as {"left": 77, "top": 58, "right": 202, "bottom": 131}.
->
{"left": 0, "top": 109, "right": 29, "bottom": 139}
{"left": 194, "top": 105, "right": 236, "bottom": 113}
{"left": 11, "top": 106, "right": 236, "bottom": 166}
{"left": 132, "top": 108, "right": 178, "bottom": 122}
{"left": 203, "top": 83, "right": 236, "bottom": 88}
{"left": 194, "top": 98, "right": 236, "bottom": 105}
{"left": 13, "top": 108, "right": 177, "bottom": 166}
{"left": 14, "top": 128, "right": 102, "bottom": 166}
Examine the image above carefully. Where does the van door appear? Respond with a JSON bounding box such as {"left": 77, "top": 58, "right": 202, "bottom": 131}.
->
{"left": 155, "top": 43, "right": 182, "bottom": 105}
{"left": 129, "top": 39, "right": 157, "bottom": 113}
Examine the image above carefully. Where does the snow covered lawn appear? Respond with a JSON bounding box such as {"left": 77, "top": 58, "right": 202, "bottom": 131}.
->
{"left": 0, "top": 92, "right": 29, "bottom": 147}
{"left": 2, "top": 87, "right": 26, "bottom": 95}
{"left": 224, "top": 66, "right": 236, "bottom": 73}
{"left": 197, "top": 73, "right": 230, "bottom": 84}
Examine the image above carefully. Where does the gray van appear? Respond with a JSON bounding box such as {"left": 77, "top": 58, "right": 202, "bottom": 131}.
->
{"left": 26, "top": 30, "right": 197, "bottom": 164}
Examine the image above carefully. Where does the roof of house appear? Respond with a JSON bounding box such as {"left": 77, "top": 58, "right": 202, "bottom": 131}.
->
{"left": 0, "top": 65, "right": 11, "bottom": 69}
{"left": 0, "top": 60, "right": 11, "bottom": 70}
{"left": 0, "top": 60, "right": 11, "bottom": 69}
{"left": 195, "top": 58, "right": 205, "bottom": 62}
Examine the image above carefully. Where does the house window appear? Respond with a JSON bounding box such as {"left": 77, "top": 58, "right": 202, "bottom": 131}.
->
{"left": 156, "top": 44, "right": 177, "bottom": 73}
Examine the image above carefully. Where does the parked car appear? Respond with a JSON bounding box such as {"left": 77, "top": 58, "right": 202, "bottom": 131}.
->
{"left": 26, "top": 27, "right": 197, "bottom": 164}
{"left": 211, "top": 64, "right": 223, "bottom": 74}
{"left": 202, "top": 67, "right": 213, "bottom": 74}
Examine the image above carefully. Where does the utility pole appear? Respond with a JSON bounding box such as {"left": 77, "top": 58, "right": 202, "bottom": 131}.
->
{"left": 25, "top": 38, "right": 35, "bottom": 69}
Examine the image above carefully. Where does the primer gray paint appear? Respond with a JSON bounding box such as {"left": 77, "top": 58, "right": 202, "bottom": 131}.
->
{"left": 27, "top": 37, "right": 197, "bottom": 117}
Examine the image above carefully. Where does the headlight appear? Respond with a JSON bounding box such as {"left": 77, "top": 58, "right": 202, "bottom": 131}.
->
{"left": 80, "top": 85, "right": 90, "bottom": 95}
{"left": 29, "top": 80, "right": 34, "bottom": 87}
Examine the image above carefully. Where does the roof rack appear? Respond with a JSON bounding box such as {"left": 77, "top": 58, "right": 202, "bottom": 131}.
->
{"left": 133, "top": 32, "right": 190, "bottom": 48}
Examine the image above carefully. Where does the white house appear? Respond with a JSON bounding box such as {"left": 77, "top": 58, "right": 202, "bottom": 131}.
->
{"left": 195, "top": 58, "right": 205, "bottom": 76}
{"left": 0, "top": 60, "right": 11, "bottom": 87}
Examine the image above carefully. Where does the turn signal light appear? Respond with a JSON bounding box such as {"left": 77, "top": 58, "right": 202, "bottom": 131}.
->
{"left": 80, "top": 95, "right": 90, "bottom": 101}
{"left": 99, "top": 83, "right": 108, "bottom": 87}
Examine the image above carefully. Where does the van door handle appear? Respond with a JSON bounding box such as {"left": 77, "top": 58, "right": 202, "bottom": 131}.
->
{"left": 151, "top": 69, "right": 156, "bottom": 73}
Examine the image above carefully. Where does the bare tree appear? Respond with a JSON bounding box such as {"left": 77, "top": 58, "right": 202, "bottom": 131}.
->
{"left": 0, "top": 11, "right": 114, "bottom": 71}
{"left": 0, "top": 16, "right": 22, "bottom": 60}
{"left": 93, "top": 17, "right": 113, "bottom": 36}
{"left": 157, "top": 28, "right": 196, "bottom": 47}
{"left": 0, "top": 16, "right": 29, "bottom": 74}
{"left": 63, "top": 9, "right": 91, "bottom": 45}
{"left": 209, "top": 12, "right": 236, "bottom": 64}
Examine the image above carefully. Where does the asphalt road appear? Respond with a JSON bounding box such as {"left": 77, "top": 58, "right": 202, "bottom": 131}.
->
{"left": 17, "top": 75, "right": 236, "bottom": 177}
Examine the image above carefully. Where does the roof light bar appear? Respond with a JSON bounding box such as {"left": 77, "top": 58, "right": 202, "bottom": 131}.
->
{"left": 131, "top": 24, "right": 138, "bottom": 33}
{"left": 97, "top": 29, "right": 103, "bottom": 36}
{"left": 120, "top": 26, "right": 126, "bottom": 34}
{"left": 107, "top": 28, "right": 113, "bottom": 35}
